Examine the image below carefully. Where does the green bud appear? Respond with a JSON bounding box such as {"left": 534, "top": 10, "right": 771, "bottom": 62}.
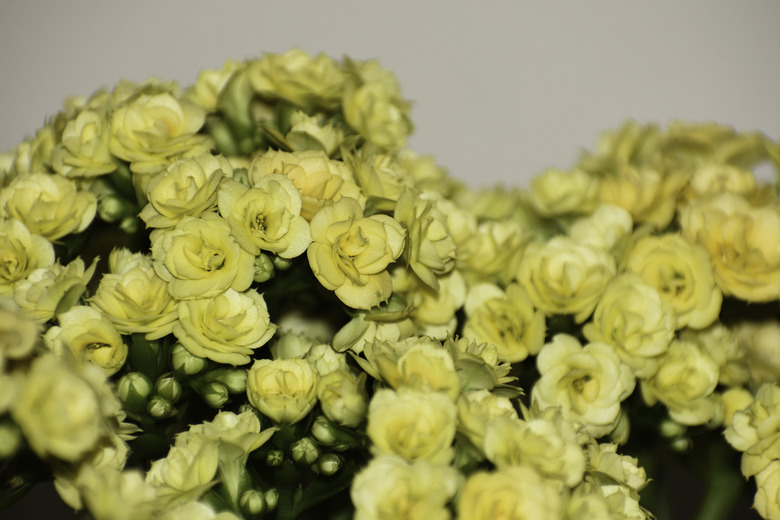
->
{"left": 264, "top": 488, "right": 279, "bottom": 512}
{"left": 316, "top": 453, "right": 344, "bottom": 476}
{"left": 311, "top": 415, "right": 338, "bottom": 445}
{"left": 117, "top": 372, "right": 153, "bottom": 414}
{"left": 291, "top": 437, "right": 320, "bottom": 466}
{"left": 272, "top": 256, "right": 293, "bottom": 271}
{"left": 266, "top": 450, "right": 284, "bottom": 467}
{"left": 240, "top": 489, "right": 266, "bottom": 518}
{"left": 670, "top": 437, "right": 691, "bottom": 453}
{"left": 660, "top": 418, "right": 686, "bottom": 439}
{"left": 172, "top": 343, "right": 208, "bottom": 377}
{"left": 232, "top": 167, "right": 250, "bottom": 186}
{"left": 207, "top": 367, "right": 247, "bottom": 394}
{"left": 254, "top": 253, "right": 275, "bottom": 283}
{"left": 119, "top": 215, "right": 141, "bottom": 235}
{"left": 200, "top": 381, "right": 229, "bottom": 408}
{"left": 147, "top": 395, "right": 174, "bottom": 419}
{"left": 155, "top": 375, "right": 183, "bottom": 404}
{"left": 0, "top": 421, "right": 22, "bottom": 458}
{"left": 97, "top": 193, "right": 135, "bottom": 223}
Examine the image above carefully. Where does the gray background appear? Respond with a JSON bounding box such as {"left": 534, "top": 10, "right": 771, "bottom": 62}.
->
{"left": 2, "top": 1, "right": 779, "bottom": 188}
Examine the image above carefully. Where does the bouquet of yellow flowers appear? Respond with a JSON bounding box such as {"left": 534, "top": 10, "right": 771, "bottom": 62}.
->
{"left": 1, "top": 48, "right": 780, "bottom": 520}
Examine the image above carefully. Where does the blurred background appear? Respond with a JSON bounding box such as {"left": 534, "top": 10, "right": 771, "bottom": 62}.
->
{"left": 2, "top": 1, "right": 779, "bottom": 188}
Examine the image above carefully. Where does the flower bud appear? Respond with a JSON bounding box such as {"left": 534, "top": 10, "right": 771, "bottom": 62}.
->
{"left": 272, "top": 256, "right": 293, "bottom": 271}
{"left": 316, "top": 453, "right": 343, "bottom": 476}
{"left": 208, "top": 367, "right": 247, "bottom": 394}
{"left": 291, "top": 437, "right": 320, "bottom": 466}
{"left": 117, "top": 372, "right": 153, "bottom": 414}
{"left": 264, "top": 488, "right": 279, "bottom": 512}
{"left": 119, "top": 215, "right": 141, "bottom": 235}
{"left": 146, "top": 395, "right": 174, "bottom": 419}
{"left": 311, "top": 415, "right": 339, "bottom": 445}
{"left": 0, "top": 421, "right": 22, "bottom": 458}
{"left": 240, "top": 489, "right": 266, "bottom": 518}
{"left": 254, "top": 253, "right": 275, "bottom": 283}
{"left": 97, "top": 193, "right": 136, "bottom": 223}
{"left": 266, "top": 449, "right": 284, "bottom": 467}
{"left": 172, "top": 343, "right": 209, "bottom": 377}
{"left": 200, "top": 381, "right": 229, "bottom": 408}
{"left": 155, "top": 375, "right": 183, "bottom": 404}
{"left": 659, "top": 418, "right": 686, "bottom": 439}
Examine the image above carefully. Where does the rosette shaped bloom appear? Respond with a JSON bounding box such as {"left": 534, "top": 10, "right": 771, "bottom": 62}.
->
{"left": 246, "top": 358, "right": 318, "bottom": 424}
{"left": 185, "top": 59, "right": 243, "bottom": 111}
{"left": 249, "top": 149, "right": 365, "bottom": 220}
{"left": 0, "top": 218, "right": 55, "bottom": 296}
{"left": 583, "top": 273, "right": 675, "bottom": 378}
{"left": 567, "top": 203, "right": 633, "bottom": 251}
{"left": 218, "top": 174, "right": 311, "bottom": 258}
{"left": 533, "top": 334, "right": 635, "bottom": 437}
{"left": 13, "top": 258, "right": 96, "bottom": 323}
{"left": 151, "top": 213, "right": 255, "bottom": 299}
{"left": 51, "top": 110, "right": 117, "bottom": 178}
{"left": 146, "top": 441, "right": 219, "bottom": 508}
{"left": 457, "top": 465, "right": 564, "bottom": 520}
{"left": 90, "top": 249, "right": 179, "bottom": 340}
{"left": 173, "top": 288, "right": 276, "bottom": 366}
{"left": 317, "top": 369, "right": 368, "bottom": 427}
{"left": 463, "top": 282, "right": 545, "bottom": 363}
{"left": 108, "top": 92, "right": 212, "bottom": 175}
{"left": 343, "top": 79, "right": 413, "bottom": 152}
{"left": 529, "top": 167, "right": 600, "bottom": 218}
{"left": 366, "top": 388, "right": 456, "bottom": 464}
{"left": 517, "top": 236, "right": 616, "bottom": 323}
{"left": 0, "top": 173, "right": 96, "bottom": 240}
{"left": 755, "top": 460, "right": 780, "bottom": 520}
{"left": 456, "top": 219, "right": 526, "bottom": 287}
{"left": 0, "top": 299, "right": 39, "bottom": 368}
{"left": 725, "top": 383, "right": 780, "bottom": 478}
{"left": 308, "top": 197, "right": 405, "bottom": 309}
{"left": 139, "top": 153, "right": 230, "bottom": 228}
{"left": 641, "top": 339, "right": 720, "bottom": 426}
{"left": 351, "top": 456, "right": 460, "bottom": 520}
{"left": 680, "top": 192, "right": 780, "bottom": 302}
{"left": 734, "top": 321, "right": 780, "bottom": 386}
{"left": 44, "top": 306, "right": 128, "bottom": 375}
{"left": 457, "top": 390, "right": 519, "bottom": 450}
{"left": 176, "top": 410, "right": 276, "bottom": 459}
{"left": 621, "top": 233, "right": 722, "bottom": 330}
{"left": 586, "top": 442, "right": 648, "bottom": 493}
{"left": 247, "top": 48, "right": 346, "bottom": 109}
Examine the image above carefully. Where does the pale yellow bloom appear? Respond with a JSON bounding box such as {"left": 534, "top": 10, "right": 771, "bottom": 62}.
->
{"left": 586, "top": 442, "right": 648, "bottom": 492}
{"left": 0, "top": 298, "right": 39, "bottom": 365}
{"left": 146, "top": 441, "right": 219, "bottom": 507}
{"left": 184, "top": 59, "right": 243, "bottom": 111}
{"left": 529, "top": 167, "right": 600, "bottom": 218}
{"left": 754, "top": 460, "right": 780, "bottom": 520}
{"left": 457, "top": 219, "right": 527, "bottom": 287}
{"left": 685, "top": 161, "right": 757, "bottom": 201}
{"left": 173, "top": 288, "right": 276, "bottom": 366}
{"left": 734, "top": 321, "right": 780, "bottom": 386}
{"left": 343, "top": 79, "right": 413, "bottom": 152}
{"left": 175, "top": 410, "right": 276, "bottom": 458}
{"left": 217, "top": 174, "right": 311, "bottom": 258}
{"left": 286, "top": 111, "right": 345, "bottom": 156}
{"left": 51, "top": 110, "right": 117, "bottom": 178}
{"left": 567, "top": 203, "right": 633, "bottom": 252}
{"left": 0, "top": 218, "right": 55, "bottom": 296}
{"left": 457, "top": 390, "right": 519, "bottom": 450}
{"left": 399, "top": 268, "right": 466, "bottom": 340}
{"left": 246, "top": 358, "right": 318, "bottom": 424}
{"left": 725, "top": 384, "right": 780, "bottom": 478}
{"left": 307, "top": 197, "right": 405, "bottom": 309}
{"left": 74, "top": 467, "right": 160, "bottom": 520}
{"left": 317, "top": 369, "right": 368, "bottom": 427}
{"left": 0, "top": 173, "right": 96, "bottom": 240}
{"left": 150, "top": 213, "right": 255, "bottom": 300}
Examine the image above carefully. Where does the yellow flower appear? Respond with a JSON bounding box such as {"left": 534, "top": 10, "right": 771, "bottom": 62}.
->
{"left": 308, "top": 197, "right": 405, "bottom": 309}
{"left": 185, "top": 59, "right": 244, "bottom": 111}
{"left": 684, "top": 161, "right": 757, "bottom": 201}
{"left": 150, "top": 213, "right": 255, "bottom": 300}
{"left": 286, "top": 111, "right": 345, "bottom": 156}
{"left": 680, "top": 192, "right": 780, "bottom": 302}
{"left": 457, "top": 219, "right": 527, "bottom": 287}
{"left": 641, "top": 339, "right": 720, "bottom": 426}
{"left": 586, "top": 442, "right": 648, "bottom": 492}
{"left": 725, "top": 384, "right": 780, "bottom": 478}
{"left": 44, "top": 306, "right": 127, "bottom": 375}
{"left": 463, "top": 282, "right": 546, "bottom": 363}
{"left": 0, "top": 299, "right": 39, "bottom": 367}
{"left": 176, "top": 410, "right": 276, "bottom": 458}
{"left": 173, "top": 288, "right": 276, "bottom": 366}
{"left": 351, "top": 456, "right": 460, "bottom": 520}
{"left": 457, "top": 390, "right": 519, "bottom": 450}
{"left": 51, "top": 110, "right": 117, "bottom": 178}
{"left": 366, "top": 388, "right": 456, "bottom": 464}
{"left": 393, "top": 267, "right": 466, "bottom": 340}
{"left": 218, "top": 174, "right": 311, "bottom": 258}
{"left": 583, "top": 273, "right": 675, "bottom": 378}
{"left": 529, "top": 167, "right": 600, "bottom": 218}
{"left": 567, "top": 203, "right": 633, "bottom": 252}
{"left": 317, "top": 369, "right": 368, "bottom": 428}
{"left": 533, "top": 334, "right": 635, "bottom": 437}
{"left": 109, "top": 92, "right": 212, "bottom": 175}
{"left": 74, "top": 467, "right": 159, "bottom": 520}
{"left": 754, "top": 460, "right": 780, "bottom": 520}
{"left": 734, "top": 321, "right": 780, "bottom": 386}
{"left": 621, "top": 232, "right": 722, "bottom": 330}
{"left": 139, "top": 153, "right": 230, "bottom": 228}
{"left": 517, "top": 236, "right": 616, "bottom": 323}
{"left": 247, "top": 48, "right": 346, "bottom": 109}
{"left": 0, "top": 218, "right": 54, "bottom": 296}
{"left": 249, "top": 149, "right": 364, "bottom": 221}
{"left": 90, "top": 249, "right": 179, "bottom": 340}
{"left": 457, "top": 466, "right": 564, "bottom": 520}
{"left": 146, "top": 441, "right": 219, "bottom": 507}
{"left": 0, "top": 173, "right": 96, "bottom": 240}
{"left": 343, "top": 79, "right": 413, "bottom": 152}
{"left": 246, "top": 358, "right": 318, "bottom": 424}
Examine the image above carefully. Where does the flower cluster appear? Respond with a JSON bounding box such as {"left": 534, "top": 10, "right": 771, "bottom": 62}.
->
{"left": 1, "top": 49, "right": 779, "bottom": 519}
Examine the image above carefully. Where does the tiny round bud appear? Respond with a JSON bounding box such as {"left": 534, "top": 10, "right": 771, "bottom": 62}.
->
{"left": 147, "top": 395, "right": 174, "bottom": 419}
{"left": 200, "top": 381, "right": 229, "bottom": 408}
{"left": 264, "top": 488, "right": 280, "bottom": 512}
{"left": 291, "top": 437, "right": 320, "bottom": 466}
{"left": 172, "top": 343, "right": 209, "bottom": 377}
{"left": 211, "top": 368, "right": 247, "bottom": 394}
{"left": 240, "top": 489, "right": 266, "bottom": 518}
{"left": 311, "top": 415, "right": 338, "bottom": 445}
{"left": 266, "top": 450, "right": 284, "bottom": 467}
{"left": 119, "top": 215, "right": 141, "bottom": 234}
{"left": 254, "top": 253, "right": 275, "bottom": 283}
{"left": 660, "top": 418, "right": 686, "bottom": 439}
{"left": 316, "top": 453, "right": 343, "bottom": 476}
{"left": 117, "top": 372, "right": 153, "bottom": 414}
{"left": 155, "top": 375, "right": 183, "bottom": 404}
{"left": 272, "top": 256, "right": 293, "bottom": 271}
{"left": 98, "top": 193, "right": 134, "bottom": 223}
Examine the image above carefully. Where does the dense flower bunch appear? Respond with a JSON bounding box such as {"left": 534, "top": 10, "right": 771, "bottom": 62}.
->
{"left": 1, "top": 48, "right": 780, "bottom": 519}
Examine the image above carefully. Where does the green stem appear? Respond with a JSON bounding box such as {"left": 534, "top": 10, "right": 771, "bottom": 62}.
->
{"left": 695, "top": 441, "right": 747, "bottom": 520}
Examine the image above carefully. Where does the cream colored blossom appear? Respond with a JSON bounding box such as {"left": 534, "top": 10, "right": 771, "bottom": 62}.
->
{"left": 534, "top": 334, "right": 635, "bottom": 437}
{"left": 734, "top": 321, "right": 780, "bottom": 386}
{"left": 725, "top": 383, "right": 780, "bottom": 478}
{"left": 348, "top": 151, "right": 413, "bottom": 210}
{"left": 681, "top": 323, "right": 748, "bottom": 388}
{"left": 109, "top": 92, "right": 212, "bottom": 175}
{"left": 317, "top": 369, "right": 368, "bottom": 427}
{"left": 394, "top": 267, "right": 466, "bottom": 340}
{"left": 90, "top": 249, "right": 179, "bottom": 340}
{"left": 457, "top": 390, "right": 519, "bottom": 449}
{"left": 150, "top": 213, "right": 255, "bottom": 300}
{"left": 184, "top": 59, "right": 243, "bottom": 111}
{"left": 641, "top": 339, "right": 720, "bottom": 426}
{"left": 685, "top": 161, "right": 757, "bottom": 201}
{"left": 74, "top": 467, "right": 160, "bottom": 520}
{"left": 13, "top": 257, "right": 96, "bottom": 324}
{"left": 51, "top": 110, "right": 117, "bottom": 178}
{"left": 529, "top": 167, "right": 600, "bottom": 218}
{"left": 343, "top": 78, "right": 413, "bottom": 152}
{"left": 175, "top": 410, "right": 276, "bottom": 458}
{"left": 457, "top": 466, "right": 564, "bottom": 520}
{"left": 583, "top": 273, "right": 674, "bottom": 378}
{"left": 366, "top": 388, "right": 456, "bottom": 464}
{"left": 139, "top": 153, "right": 230, "bottom": 228}
{"left": 567, "top": 203, "right": 633, "bottom": 252}
{"left": 248, "top": 48, "right": 346, "bottom": 109}
{"left": 351, "top": 456, "right": 460, "bottom": 520}
{"left": 621, "top": 232, "right": 722, "bottom": 330}
{"left": 517, "top": 237, "right": 616, "bottom": 323}
{"left": 0, "top": 299, "right": 39, "bottom": 367}
{"left": 286, "top": 111, "right": 345, "bottom": 155}
{"left": 0, "top": 218, "right": 55, "bottom": 296}
{"left": 146, "top": 441, "right": 219, "bottom": 507}
{"left": 754, "top": 459, "right": 780, "bottom": 520}
{"left": 218, "top": 174, "right": 311, "bottom": 258}
{"left": 307, "top": 196, "right": 405, "bottom": 309}
{"left": 44, "top": 306, "right": 127, "bottom": 375}
{"left": 680, "top": 192, "right": 780, "bottom": 302}
{"left": 457, "top": 219, "right": 527, "bottom": 286}
{"left": 332, "top": 304, "right": 416, "bottom": 355}
{"left": 249, "top": 149, "right": 364, "bottom": 221}
{"left": 173, "top": 288, "right": 276, "bottom": 366}
{"left": 0, "top": 173, "right": 96, "bottom": 240}
{"left": 586, "top": 442, "right": 648, "bottom": 492}
{"left": 246, "top": 358, "right": 318, "bottom": 424}
{"left": 463, "top": 282, "right": 545, "bottom": 363}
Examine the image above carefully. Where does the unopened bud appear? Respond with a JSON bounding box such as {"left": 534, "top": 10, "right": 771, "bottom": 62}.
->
{"left": 200, "top": 381, "right": 229, "bottom": 408}
{"left": 266, "top": 450, "right": 284, "bottom": 467}
{"left": 147, "top": 395, "right": 174, "bottom": 419}
{"left": 172, "top": 343, "right": 208, "bottom": 377}
{"left": 117, "top": 372, "right": 153, "bottom": 414}
{"left": 209, "top": 367, "right": 247, "bottom": 394}
{"left": 155, "top": 375, "right": 183, "bottom": 404}
{"left": 291, "top": 437, "right": 320, "bottom": 466}
{"left": 264, "top": 488, "right": 279, "bottom": 512}
{"left": 97, "top": 193, "right": 134, "bottom": 223}
{"left": 660, "top": 419, "right": 686, "bottom": 439}
{"left": 316, "top": 453, "right": 343, "bottom": 476}
{"left": 119, "top": 215, "right": 141, "bottom": 235}
{"left": 240, "top": 489, "right": 266, "bottom": 518}
{"left": 0, "top": 422, "right": 22, "bottom": 458}
{"left": 254, "top": 253, "right": 275, "bottom": 283}
{"left": 272, "top": 256, "right": 293, "bottom": 271}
